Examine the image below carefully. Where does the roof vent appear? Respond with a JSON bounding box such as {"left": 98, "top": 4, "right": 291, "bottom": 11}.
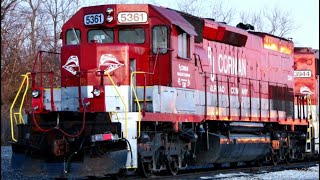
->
{"left": 236, "top": 22, "right": 254, "bottom": 31}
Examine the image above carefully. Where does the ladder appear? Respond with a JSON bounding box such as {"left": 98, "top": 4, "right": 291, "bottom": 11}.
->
{"left": 305, "top": 95, "right": 314, "bottom": 152}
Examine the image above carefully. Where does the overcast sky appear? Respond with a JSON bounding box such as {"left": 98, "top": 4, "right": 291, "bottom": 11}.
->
{"left": 84, "top": 0, "right": 319, "bottom": 50}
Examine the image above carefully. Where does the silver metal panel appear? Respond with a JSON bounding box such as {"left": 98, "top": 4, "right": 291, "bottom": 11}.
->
{"left": 261, "top": 110, "right": 269, "bottom": 118}
{"left": 241, "top": 108, "right": 250, "bottom": 117}
{"left": 176, "top": 88, "right": 195, "bottom": 113}
{"left": 195, "top": 90, "right": 206, "bottom": 106}
{"left": 230, "top": 96, "right": 240, "bottom": 108}
{"left": 61, "top": 87, "right": 79, "bottom": 111}
{"left": 251, "top": 97, "right": 260, "bottom": 110}
{"left": 241, "top": 97, "right": 250, "bottom": 109}
{"left": 61, "top": 86, "right": 94, "bottom": 111}
{"left": 105, "top": 86, "right": 129, "bottom": 113}
{"left": 218, "top": 94, "right": 229, "bottom": 108}
{"left": 278, "top": 111, "right": 286, "bottom": 118}
{"left": 251, "top": 109, "right": 260, "bottom": 118}
{"left": 43, "top": 88, "right": 61, "bottom": 111}
{"left": 152, "top": 86, "right": 161, "bottom": 112}
{"left": 111, "top": 112, "right": 139, "bottom": 168}
{"left": 160, "top": 86, "right": 177, "bottom": 113}
{"left": 270, "top": 110, "right": 278, "bottom": 118}
{"left": 135, "top": 87, "right": 154, "bottom": 101}
{"left": 261, "top": 99, "right": 269, "bottom": 110}
{"left": 206, "top": 93, "right": 214, "bottom": 106}
{"left": 195, "top": 105, "right": 205, "bottom": 116}
{"left": 230, "top": 108, "right": 240, "bottom": 117}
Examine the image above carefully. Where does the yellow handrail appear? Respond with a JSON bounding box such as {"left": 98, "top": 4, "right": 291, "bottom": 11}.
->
{"left": 10, "top": 72, "right": 30, "bottom": 142}
{"left": 130, "top": 71, "right": 145, "bottom": 138}
{"left": 105, "top": 71, "right": 128, "bottom": 138}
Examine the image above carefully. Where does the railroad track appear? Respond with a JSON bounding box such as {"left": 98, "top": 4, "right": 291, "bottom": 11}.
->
{"left": 117, "top": 161, "right": 318, "bottom": 180}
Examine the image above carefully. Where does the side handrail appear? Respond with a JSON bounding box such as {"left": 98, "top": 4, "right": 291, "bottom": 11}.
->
{"left": 307, "top": 95, "right": 316, "bottom": 137}
{"left": 130, "top": 71, "right": 146, "bottom": 138}
{"left": 105, "top": 70, "right": 128, "bottom": 138}
{"left": 129, "top": 48, "right": 173, "bottom": 138}
{"left": 10, "top": 72, "right": 30, "bottom": 142}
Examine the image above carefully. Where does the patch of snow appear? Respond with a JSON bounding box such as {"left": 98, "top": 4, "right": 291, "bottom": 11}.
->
{"left": 220, "top": 164, "right": 319, "bottom": 180}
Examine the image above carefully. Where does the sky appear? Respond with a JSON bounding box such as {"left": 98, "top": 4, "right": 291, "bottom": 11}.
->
{"left": 84, "top": 0, "right": 319, "bottom": 50}
{"left": 222, "top": 0, "right": 319, "bottom": 49}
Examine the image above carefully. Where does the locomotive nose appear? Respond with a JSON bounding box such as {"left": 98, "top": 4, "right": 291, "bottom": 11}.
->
{"left": 61, "top": 44, "right": 129, "bottom": 87}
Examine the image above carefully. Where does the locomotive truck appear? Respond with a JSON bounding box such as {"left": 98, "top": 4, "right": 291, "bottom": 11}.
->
{"left": 9, "top": 4, "right": 319, "bottom": 178}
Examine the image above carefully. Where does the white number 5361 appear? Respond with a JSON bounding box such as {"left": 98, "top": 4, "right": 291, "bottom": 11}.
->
{"left": 118, "top": 12, "right": 148, "bottom": 23}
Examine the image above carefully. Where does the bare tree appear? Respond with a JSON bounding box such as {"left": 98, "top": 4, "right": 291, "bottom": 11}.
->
{"left": 239, "top": 11, "right": 264, "bottom": 32}
{"left": 1, "top": 0, "right": 19, "bottom": 21}
{"left": 1, "top": 0, "right": 81, "bottom": 144}
{"left": 239, "top": 6, "right": 298, "bottom": 38}
{"left": 43, "top": 0, "right": 80, "bottom": 52}
{"left": 176, "top": 0, "right": 205, "bottom": 17}
{"left": 264, "top": 7, "right": 297, "bottom": 37}
{"left": 207, "top": 0, "right": 236, "bottom": 24}
{"left": 176, "top": 0, "right": 236, "bottom": 24}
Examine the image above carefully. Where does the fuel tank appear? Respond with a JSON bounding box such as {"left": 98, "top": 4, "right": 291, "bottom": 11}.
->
{"left": 196, "top": 133, "right": 270, "bottom": 164}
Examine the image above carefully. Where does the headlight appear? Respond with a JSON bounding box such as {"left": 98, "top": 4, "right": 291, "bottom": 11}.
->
{"left": 93, "top": 89, "right": 101, "bottom": 97}
{"left": 106, "top": 15, "right": 113, "bottom": 22}
{"left": 106, "top": 7, "right": 113, "bottom": 14}
{"left": 32, "top": 90, "right": 40, "bottom": 98}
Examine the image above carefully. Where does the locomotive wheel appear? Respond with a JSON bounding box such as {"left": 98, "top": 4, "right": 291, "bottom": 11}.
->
{"left": 166, "top": 156, "right": 179, "bottom": 176}
{"left": 271, "top": 154, "right": 279, "bottom": 165}
{"left": 139, "top": 157, "right": 153, "bottom": 178}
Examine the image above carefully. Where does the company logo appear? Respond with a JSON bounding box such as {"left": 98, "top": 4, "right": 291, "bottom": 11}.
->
{"left": 300, "top": 86, "right": 313, "bottom": 95}
{"left": 62, "top": 55, "right": 79, "bottom": 75}
{"left": 207, "top": 46, "right": 247, "bottom": 82}
{"left": 99, "top": 54, "right": 124, "bottom": 73}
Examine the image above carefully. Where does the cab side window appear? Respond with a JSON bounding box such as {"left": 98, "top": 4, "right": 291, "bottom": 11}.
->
{"left": 152, "top": 26, "right": 168, "bottom": 54}
{"left": 178, "top": 32, "right": 190, "bottom": 59}
{"left": 66, "top": 29, "right": 81, "bottom": 45}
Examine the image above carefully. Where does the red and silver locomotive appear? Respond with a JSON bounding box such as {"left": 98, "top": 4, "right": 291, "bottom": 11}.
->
{"left": 10, "top": 4, "right": 319, "bottom": 178}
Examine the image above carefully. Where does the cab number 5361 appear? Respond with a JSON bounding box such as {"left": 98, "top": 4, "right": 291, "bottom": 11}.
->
{"left": 118, "top": 12, "right": 148, "bottom": 23}
{"left": 84, "top": 13, "right": 104, "bottom": 25}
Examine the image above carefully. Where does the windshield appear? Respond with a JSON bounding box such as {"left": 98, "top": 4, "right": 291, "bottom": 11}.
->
{"left": 66, "top": 29, "right": 81, "bottom": 45}
{"left": 119, "top": 28, "right": 145, "bottom": 44}
{"left": 88, "top": 29, "right": 114, "bottom": 43}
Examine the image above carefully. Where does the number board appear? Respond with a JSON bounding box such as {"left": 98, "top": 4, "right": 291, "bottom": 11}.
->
{"left": 294, "top": 70, "right": 312, "bottom": 78}
{"left": 118, "top": 12, "right": 148, "bottom": 23}
{"left": 84, "top": 13, "right": 104, "bottom": 25}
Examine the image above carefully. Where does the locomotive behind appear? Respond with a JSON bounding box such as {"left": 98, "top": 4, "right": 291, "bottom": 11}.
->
{"left": 9, "top": 4, "right": 319, "bottom": 178}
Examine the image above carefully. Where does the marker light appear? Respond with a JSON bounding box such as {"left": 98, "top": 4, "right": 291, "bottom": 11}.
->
{"left": 32, "top": 90, "right": 40, "bottom": 98}
{"left": 106, "top": 7, "right": 113, "bottom": 14}
{"left": 93, "top": 89, "right": 101, "bottom": 97}
{"left": 107, "top": 15, "right": 113, "bottom": 22}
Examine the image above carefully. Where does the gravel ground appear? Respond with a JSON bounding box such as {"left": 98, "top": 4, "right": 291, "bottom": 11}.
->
{"left": 1, "top": 146, "right": 51, "bottom": 180}
{"left": 2, "top": 146, "right": 319, "bottom": 180}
